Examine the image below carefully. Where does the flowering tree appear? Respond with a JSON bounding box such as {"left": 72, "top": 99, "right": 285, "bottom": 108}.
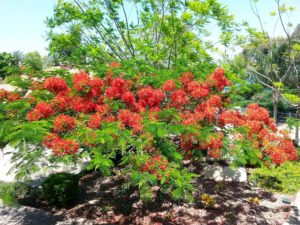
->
{"left": 0, "top": 64, "right": 297, "bottom": 202}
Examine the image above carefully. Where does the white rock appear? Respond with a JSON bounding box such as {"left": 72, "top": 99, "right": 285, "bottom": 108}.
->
{"left": 0, "top": 145, "right": 17, "bottom": 182}
{"left": 204, "top": 165, "right": 247, "bottom": 182}
{"left": 0, "top": 84, "right": 17, "bottom": 92}
{"left": 88, "top": 199, "right": 98, "bottom": 205}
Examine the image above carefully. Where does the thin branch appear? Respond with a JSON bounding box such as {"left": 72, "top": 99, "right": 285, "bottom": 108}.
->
{"left": 250, "top": 68, "right": 297, "bottom": 107}
{"left": 121, "top": 1, "right": 135, "bottom": 57}
{"left": 275, "top": 0, "right": 292, "bottom": 63}
{"left": 74, "top": 0, "right": 124, "bottom": 60}
{"left": 248, "top": 67, "right": 274, "bottom": 83}
{"left": 103, "top": 0, "right": 132, "bottom": 59}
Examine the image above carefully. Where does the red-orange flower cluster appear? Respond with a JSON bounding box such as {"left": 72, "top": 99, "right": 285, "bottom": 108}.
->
{"left": 0, "top": 89, "right": 20, "bottom": 102}
{"left": 140, "top": 155, "right": 168, "bottom": 180}
{"left": 118, "top": 109, "right": 143, "bottom": 132}
{"left": 138, "top": 86, "right": 164, "bottom": 108}
{"left": 27, "top": 101, "right": 54, "bottom": 121}
{"left": 218, "top": 104, "right": 298, "bottom": 164}
{"left": 163, "top": 80, "right": 176, "bottom": 92}
{"left": 88, "top": 113, "right": 103, "bottom": 129}
{"left": 53, "top": 114, "right": 76, "bottom": 132}
{"left": 44, "top": 77, "right": 68, "bottom": 94}
{"left": 19, "top": 64, "right": 297, "bottom": 164}
{"left": 43, "top": 133, "right": 79, "bottom": 156}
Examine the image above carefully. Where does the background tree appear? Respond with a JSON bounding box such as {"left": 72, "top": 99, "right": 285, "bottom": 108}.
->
{"left": 241, "top": 0, "right": 300, "bottom": 143}
{"left": 12, "top": 51, "right": 24, "bottom": 66}
{"left": 0, "top": 52, "right": 19, "bottom": 80}
{"left": 46, "top": 0, "right": 235, "bottom": 70}
{"left": 23, "top": 51, "right": 43, "bottom": 71}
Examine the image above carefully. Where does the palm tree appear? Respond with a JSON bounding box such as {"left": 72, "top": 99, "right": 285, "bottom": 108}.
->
{"left": 12, "top": 51, "right": 24, "bottom": 66}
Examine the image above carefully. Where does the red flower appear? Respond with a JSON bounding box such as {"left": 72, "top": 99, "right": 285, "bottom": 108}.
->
{"left": 43, "top": 77, "right": 68, "bottom": 94}
{"left": 140, "top": 155, "right": 168, "bottom": 180}
{"left": 30, "top": 82, "right": 44, "bottom": 91}
{"left": 206, "top": 95, "right": 222, "bottom": 108}
{"left": 95, "top": 104, "right": 110, "bottom": 115}
{"left": 53, "top": 114, "right": 76, "bottom": 132}
{"left": 179, "top": 72, "right": 194, "bottom": 87}
{"left": 118, "top": 109, "right": 143, "bottom": 132}
{"left": 0, "top": 89, "right": 20, "bottom": 102}
{"left": 50, "top": 93, "right": 71, "bottom": 112}
{"left": 109, "top": 62, "right": 121, "bottom": 68}
{"left": 72, "top": 71, "right": 91, "bottom": 93}
{"left": 207, "top": 68, "right": 231, "bottom": 91}
{"left": 42, "top": 133, "right": 60, "bottom": 149}
{"left": 89, "top": 77, "right": 104, "bottom": 97}
{"left": 0, "top": 89, "right": 7, "bottom": 100}
{"left": 71, "top": 97, "right": 96, "bottom": 113}
{"left": 245, "top": 103, "right": 270, "bottom": 124}
{"left": 53, "top": 138, "right": 79, "bottom": 156}
{"left": 187, "top": 81, "right": 209, "bottom": 99}
{"left": 88, "top": 113, "right": 103, "bottom": 129}
{"left": 43, "top": 134, "right": 79, "bottom": 156}
{"left": 35, "top": 101, "right": 55, "bottom": 117}
{"left": 163, "top": 80, "right": 176, "bottom": 92}
{"left": 27, "top": 101, "right": 55, "bottom": 121}
{"left": 121, "top": 91, "right": 136, "bottom": 106}
{"left": 105, "top": 78, "right": 128, "bottom": 98}
{"left": 138, "top": 86, "right": 164, "bottom": 108}
{"left": 218, "top": 110, "right": 244, "bottom": 126}
{"left": 6, "top": 92, "right": 20, "bottom": 102}
{"left": 26, "top": 110, "right": 43, "bottom": 121}
{"left": 171, "top": 89, "right": 188, "bottom": 108}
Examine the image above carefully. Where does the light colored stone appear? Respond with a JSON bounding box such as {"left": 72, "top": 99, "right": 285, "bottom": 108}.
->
{"left": 204, "top": 165, "right": 247, "bottom": 182}
{"left": 283, "top": 191, "right": 300, "bottom": 225}
{"left": 277, "top": 123, "right": 299, "bottom": 146}
{"left": 88, "top": 200, "right": 98, "bottom": 205}
{"left": 0, "top": 145, "right": 89, "bottom": 184}
{"left": 0, "top": 206, "right": 58, "bottom": 225}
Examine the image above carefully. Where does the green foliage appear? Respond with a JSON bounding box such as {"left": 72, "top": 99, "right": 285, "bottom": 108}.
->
{"left": 0, "top": 182, "right": 18, "bottom": 206}
{"left": 46, "top": 0, "right": 235, "bottom": 70}
{"left": 127, "top": 153, "right": 197, "bottom": 203}
{"left": 250, "top": 162, "right": 300, "bottom": 194}
{"left": 41, "top": 173, "right": 80, "bottom": 207}
{"left": 283, "top": 93, "right": 300, "bottom": 104}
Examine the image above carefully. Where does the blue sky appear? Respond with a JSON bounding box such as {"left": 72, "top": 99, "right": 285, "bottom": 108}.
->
{"left": 0, "top": 0, "right": 299, "bottom": 56}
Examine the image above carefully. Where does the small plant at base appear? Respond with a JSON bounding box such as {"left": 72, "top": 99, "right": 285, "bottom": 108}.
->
{"left": 248, "top": 197, "right": 260, "bottom": 205}
{"left": 200, "top": 193, "right": 216, "bottom": 208}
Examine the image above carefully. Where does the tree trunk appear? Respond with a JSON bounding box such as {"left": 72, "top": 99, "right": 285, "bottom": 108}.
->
{"left": 272, "top": 91, "right": 279, "bottom": 123}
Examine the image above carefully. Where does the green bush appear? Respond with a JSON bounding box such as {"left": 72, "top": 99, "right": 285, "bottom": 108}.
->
{"left": 0, "top": 181, "right": 42, "bottom": 207}
{"left": 41, "top": 173, "right": 80, "bottom": 207}
{"left": 0, "top": 182, "right": 18, "bottom": 206}
{"left": 249, "top": 162, "right": 300, "bottom": 194}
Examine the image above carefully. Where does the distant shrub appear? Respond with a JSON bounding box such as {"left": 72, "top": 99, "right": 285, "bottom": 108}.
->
{"left": 249, "top": 162, "right": 300, "bottom": 194}
{"left": 41, "top": 173, "right": 80, "bottom": 207}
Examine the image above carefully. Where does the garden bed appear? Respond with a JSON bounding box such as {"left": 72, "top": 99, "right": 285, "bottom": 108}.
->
{"left": 21, "top": 163, "right": 295, "bottom": 225}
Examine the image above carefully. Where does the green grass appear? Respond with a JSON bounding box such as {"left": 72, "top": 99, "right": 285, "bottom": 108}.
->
{"left": 0, "top": 182, "right": 18, "bottom": 206}
{"left": 249, "top": 162, "right": 300, "bottom": 194}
